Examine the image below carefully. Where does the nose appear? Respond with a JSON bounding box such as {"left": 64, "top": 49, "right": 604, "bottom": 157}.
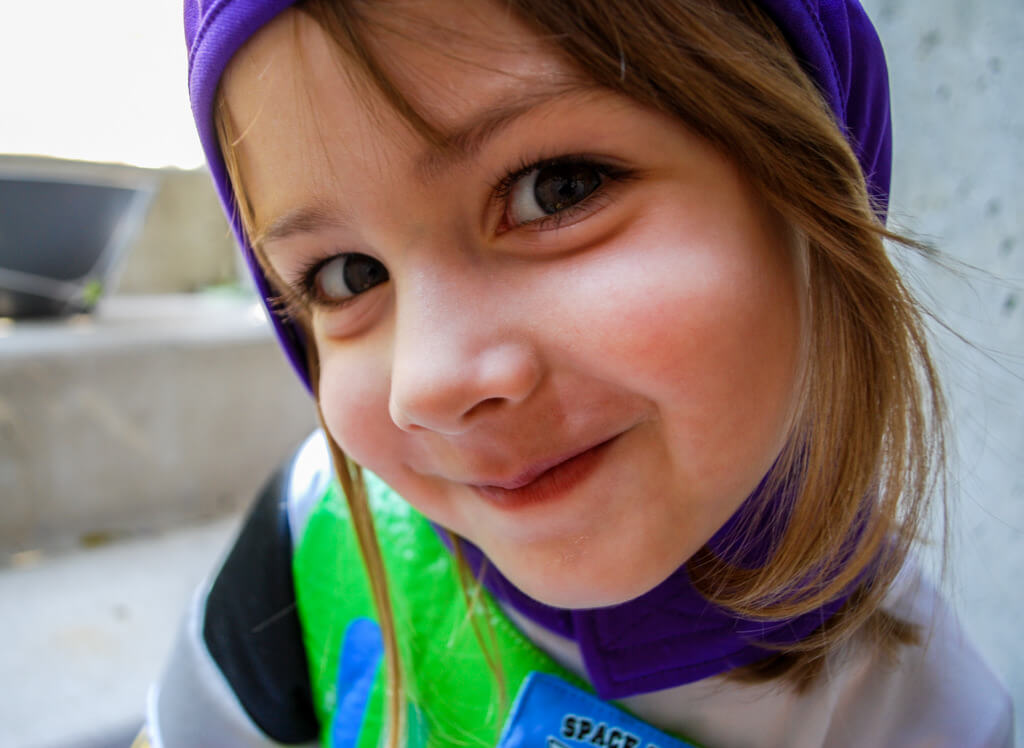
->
{"left": 387, "top": 279, "right": 542, "bottom": 435}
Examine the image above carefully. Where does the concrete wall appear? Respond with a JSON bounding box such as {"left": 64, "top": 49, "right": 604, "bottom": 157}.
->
{"left": 861, "top": 0, "right": 1023, "bottom": 733}
{"left": 0, "top": 296, "right": 316, "bottom": 555}
{"left": 116, "top": 168, "right": 239, "bottom": 293}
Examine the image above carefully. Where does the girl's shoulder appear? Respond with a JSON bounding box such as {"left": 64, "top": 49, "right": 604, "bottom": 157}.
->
{"left": 817, "top": 563, "right": 1014, "bottom": 747}
{"left": 593, "top": 563, "right": 1014, "bottom": 748}
{"left": 144, "top": 430, "right": 419, "bottom": 747}
{"left": 144, "top": 432, "right": 326, "bottom": 746}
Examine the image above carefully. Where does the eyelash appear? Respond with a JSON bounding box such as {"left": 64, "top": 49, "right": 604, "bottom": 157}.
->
{"left": 274, "top": 154, "right": 635, "bottom": 315}
{"left": 491, "top": 154, "right": 634, "bottom": 232}
{"left": 270, "top": 253, "right": 360, "bottom": 319}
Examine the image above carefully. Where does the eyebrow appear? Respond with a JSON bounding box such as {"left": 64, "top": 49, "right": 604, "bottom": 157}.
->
{"left": 254, "top": 80, "right": 594, "bottom": 245}
{"left": 414, "top": 81, "right": 590, "bottom": 179}
{"left": 253, "top": 201, "right": 350, "bottom": 248}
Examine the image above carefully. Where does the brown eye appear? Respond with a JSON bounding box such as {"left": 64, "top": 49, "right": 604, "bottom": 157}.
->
{"left": 314, "top": 253, "right": 389, "bottom": 302}
{"left": 508, "top": 161, "right": 604, "bottom": 225}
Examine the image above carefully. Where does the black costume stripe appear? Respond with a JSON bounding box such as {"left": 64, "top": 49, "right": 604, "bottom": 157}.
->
{"left": 202, "top": 459, "right": 320, "bottom": 742}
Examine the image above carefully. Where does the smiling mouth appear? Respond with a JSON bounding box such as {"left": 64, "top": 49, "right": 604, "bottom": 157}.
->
{"left": 469, "top": 436, "right": 618, "bottom": 508}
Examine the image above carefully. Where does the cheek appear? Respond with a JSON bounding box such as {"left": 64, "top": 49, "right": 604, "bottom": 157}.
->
{"left": 572, "top": 214, "right": 804, "bottom": 478}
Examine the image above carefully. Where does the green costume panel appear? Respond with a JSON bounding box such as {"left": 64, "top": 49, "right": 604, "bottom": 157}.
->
{"left": 292, "top": 472, "right": 589, "bottom": 747}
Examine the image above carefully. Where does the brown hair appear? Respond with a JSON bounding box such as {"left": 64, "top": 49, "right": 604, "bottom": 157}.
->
{"left": 216, "top": 0, "right": 946, "bottom": 741}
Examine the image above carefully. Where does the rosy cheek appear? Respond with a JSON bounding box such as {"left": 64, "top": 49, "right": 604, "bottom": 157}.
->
{"left": 576, "top": 221, "right": 801, "bottom": 469}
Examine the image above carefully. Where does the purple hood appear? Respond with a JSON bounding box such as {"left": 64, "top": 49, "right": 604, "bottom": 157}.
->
{"left": 185, "top": 0, "right": 893, "bottom": 387}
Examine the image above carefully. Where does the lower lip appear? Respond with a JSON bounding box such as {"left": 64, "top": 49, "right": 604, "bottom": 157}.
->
{"left": 470, "top": 438, "right": 615, "bottom": 509}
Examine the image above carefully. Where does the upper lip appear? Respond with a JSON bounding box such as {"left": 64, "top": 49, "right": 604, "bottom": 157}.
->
{"left": 465, "top": 435, "right": 616, "bottom": 491}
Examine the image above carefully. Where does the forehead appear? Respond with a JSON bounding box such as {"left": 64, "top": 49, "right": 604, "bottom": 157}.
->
{"left": 219, "top": 1, "right": 589, "bottom": 232}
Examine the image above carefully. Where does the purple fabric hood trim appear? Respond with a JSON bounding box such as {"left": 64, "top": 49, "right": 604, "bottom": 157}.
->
{"left": 185, "top": 0, "right": 893, "bottom": 388}
{"left": 184, "top": 0, "right": 308, "bottom": 386}
{"left": 463, "top": 543, "right": 846, "bottom": 700}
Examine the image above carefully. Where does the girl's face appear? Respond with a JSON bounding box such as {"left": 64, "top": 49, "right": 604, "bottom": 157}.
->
{"left": 223, "top": 1, "right": 805, "bottom": 608}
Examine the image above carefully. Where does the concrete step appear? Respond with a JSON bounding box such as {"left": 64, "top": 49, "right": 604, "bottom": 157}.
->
{"left": 0, "top": 293, "right": 317, "bottom": 559}
{"left": 0, "top": 514, "right": 241, "bottom": 748}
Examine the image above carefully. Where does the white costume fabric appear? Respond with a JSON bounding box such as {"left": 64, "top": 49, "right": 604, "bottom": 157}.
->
{"left": 507, "top": 565, "right": 1013, "bottom": 747}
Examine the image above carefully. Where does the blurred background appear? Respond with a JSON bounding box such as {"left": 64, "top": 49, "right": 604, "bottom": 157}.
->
{"left": 0, "top": 0, "right": 1020, "bottom": 746}
{"left": 0, "top": 2, "right": 317, "bottom": 747}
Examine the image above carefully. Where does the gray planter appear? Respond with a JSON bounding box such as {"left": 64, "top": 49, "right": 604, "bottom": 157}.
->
{"left": 0, "top": 158, "right": 156, "bottom": 317}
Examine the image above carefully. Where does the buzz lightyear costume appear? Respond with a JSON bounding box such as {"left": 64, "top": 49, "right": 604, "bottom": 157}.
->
{"left": 146, "top": 432, "right": 1011, "bottom": 746}
{"left": 143, "top": 0, "right": 1014, "bottom": 745}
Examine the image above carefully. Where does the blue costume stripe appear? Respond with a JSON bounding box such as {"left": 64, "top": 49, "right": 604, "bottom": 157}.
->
{"left": 331, "top": 618, "right": 384, "bottom": 748}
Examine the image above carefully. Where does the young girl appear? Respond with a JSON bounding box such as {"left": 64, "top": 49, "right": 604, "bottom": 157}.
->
{"left": 144, "top": 0, "right": 1012, "bottom": 745}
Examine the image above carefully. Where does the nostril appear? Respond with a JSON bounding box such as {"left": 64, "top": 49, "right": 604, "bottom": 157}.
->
{"left": 462, "top": 396, "right": 510, "bottom": 421}
{"left": 388, "top": 396, "right": 425, "bottom": 433}
{"left": 389, "top": 390, "right": 507, "bottom": 434}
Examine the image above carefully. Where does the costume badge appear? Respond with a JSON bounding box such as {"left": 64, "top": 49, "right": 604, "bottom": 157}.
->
{"left": 497, "top": 672, "right": 700, "bottom": 748}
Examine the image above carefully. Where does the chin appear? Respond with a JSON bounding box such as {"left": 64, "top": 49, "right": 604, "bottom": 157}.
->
{"left": 500, "top": 553, "right": 682, "bottom": 610}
